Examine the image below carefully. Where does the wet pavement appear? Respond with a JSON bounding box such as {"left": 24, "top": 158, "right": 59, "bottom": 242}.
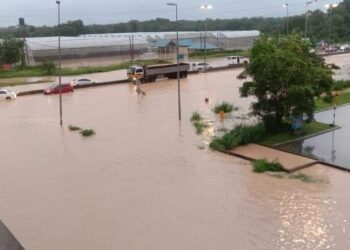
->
{"left": 1, "top": 69, "right": 350, "bottom": 249}
{"left": 229, "top": 144, "right": 317, "bottom": 172}
{"left": 278, "top": 105, "right": 350, "bottom": 170}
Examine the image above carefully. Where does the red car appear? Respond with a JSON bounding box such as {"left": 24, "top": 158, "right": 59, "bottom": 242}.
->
{"left": 44, "top": 83, "right": 74, "bottom": 95}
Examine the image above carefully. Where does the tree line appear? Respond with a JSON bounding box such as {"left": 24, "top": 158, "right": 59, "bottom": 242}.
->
{"left": 1, "top": 0, "right": 350, "bottom": 42}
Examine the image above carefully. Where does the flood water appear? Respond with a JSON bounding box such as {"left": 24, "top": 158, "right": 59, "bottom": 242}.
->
{"left": 279, "top": 106, "right": 350, "bottom": 169}
{"left": 1, "top": 70, "right": 350, "bottom": 249}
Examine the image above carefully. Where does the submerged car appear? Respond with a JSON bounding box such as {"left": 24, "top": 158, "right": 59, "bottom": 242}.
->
{"left": 70, "top": 78, "right": 95, "bottom": 87}
{"left": 44, "top": 83, "right": 74, "bottom": 95}
{"left": 0, "top": 89, "right": 17, "bottom": 101}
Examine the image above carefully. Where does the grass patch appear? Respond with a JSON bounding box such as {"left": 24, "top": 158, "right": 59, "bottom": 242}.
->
{"left": 68, "top": 125, "right": 82, "bottom": 131}
{"left": 315, "top": 92, "right": 350, "bottom": 111}
{"left": 261, "top": 121, "right": 331, "bottom": 147}
{"left": 0, "top": 59, "right": 169, "bottom": 81}
{"left": 213, "top": 101, "right": 237, "bottom": 114}
{"left": 209, "top": 123, "right": 267, "bottom": 150}
{"left": 190, "top": 111, "right": 202, "bottom": 122}
{"left": 252, "top": 159, "right": 284, "bottom": 173}
{"left": 80, "top": 129, "right": 96, "bottom": 137}
{"left": 189, "top": 49, "right": 250, "bottom": 59}
{"left": 289, "top": 173, "right": 318, "bottom": 183}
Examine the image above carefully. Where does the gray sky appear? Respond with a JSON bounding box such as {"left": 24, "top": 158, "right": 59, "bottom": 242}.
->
{"left": 0, "top": 0, "right": 334, "bottom": 27}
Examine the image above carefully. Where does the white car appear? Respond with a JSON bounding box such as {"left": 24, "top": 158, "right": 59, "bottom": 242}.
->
{"left": 191, "top": 62, "right": 212, "bottom": 71}
{"left": 0, "top": 89, "right": 16, "bottom": 101}
{"left": 227, "top": 55, "right": 249, "bottom": 65}
{"left": 70, "top": 78, "right": 95, "bottom": 87}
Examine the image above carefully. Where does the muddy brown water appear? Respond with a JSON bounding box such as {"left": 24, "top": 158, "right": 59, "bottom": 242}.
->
{"left": 0, "top": 70, "right": 350, "bottom": 249}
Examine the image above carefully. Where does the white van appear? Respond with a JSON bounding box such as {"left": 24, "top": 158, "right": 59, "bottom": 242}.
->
{"left": 227, "top": 56, "right": 249, "bottom": 65}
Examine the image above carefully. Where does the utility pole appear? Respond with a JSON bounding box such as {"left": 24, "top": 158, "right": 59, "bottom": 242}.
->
{"left": 56, "top": 0, "right": 63, "bottom": 126}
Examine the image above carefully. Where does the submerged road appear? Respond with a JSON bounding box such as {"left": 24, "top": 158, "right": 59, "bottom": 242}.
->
{"left": 1, "top": 70, "right": 350, "bottom": 250}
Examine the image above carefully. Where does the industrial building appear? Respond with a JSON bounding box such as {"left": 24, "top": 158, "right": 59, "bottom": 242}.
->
{"left": 25, "top": 31, "right": 260, "bottom": 65}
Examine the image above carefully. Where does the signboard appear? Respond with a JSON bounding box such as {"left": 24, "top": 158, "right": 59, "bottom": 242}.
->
{"left": 292, "top": 115, "right": 304, "bottom": 130}
{"left": 177, "top": 54, "right": 185, "bottom": 60}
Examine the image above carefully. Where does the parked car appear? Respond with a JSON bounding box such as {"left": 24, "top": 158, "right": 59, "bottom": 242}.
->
{"left": 325, "top": 46, "right": 338, "bottom": 53}
{"left": 70, "top": 78, "right": 95, "bottom": 87}
{"left": 191, "top": 62, "right": 212, "bottom": 71}
{"left": 227, "top": 56, "right": 249, "bottom": 65}
{"left": 0, "top": 89, "right": 16, "bottom": 101}
{"left": 44, "top": 83, "right": 74, "bottom": 95}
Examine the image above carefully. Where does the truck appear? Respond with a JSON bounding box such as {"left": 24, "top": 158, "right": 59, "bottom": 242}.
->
{"left": 127, "top": 63, "right": 190, "bottom": 83}
{"left": 226, "top": 55, "right": 249, "bottom": 65}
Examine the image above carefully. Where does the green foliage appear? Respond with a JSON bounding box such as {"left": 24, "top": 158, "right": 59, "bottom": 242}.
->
{"left": 68, "top": 125, "right": 82, "bottom": 131}
{"left": 213, "top": 102, "right": 236, "bottom": 114}
{"left": 209, "top": 123, "right": 267, "bottom": 150}
{"left": 193, "top": 121, "right": 209, "bottom": 134}
{"left": 289, "top": 173, "right": 318, "bottom": 183}
{"left": 39, "top": 61, "right": 56, "bottom": 75}
{"left": 1, "top": 1, "right": 350, "bottom": 41}
{"left": 252, "top": 159, "right": 284, "bottom": 173}
{"left": 0, "top": 37, "right": 24, "bottom": 65}
{"left": 190, "top": 111, "right": 202, "bottom": 122}
{"left": 315, "top": 92, "right": 350, "bottom": 111}
{"left": 80, "top": 129, "right": 96, "bottom": 137}
{"left": 333, "top": 80, "right": 350, "bottom": 91}
{"left": 240, "top": 33, "right": 333, "bottom": 130}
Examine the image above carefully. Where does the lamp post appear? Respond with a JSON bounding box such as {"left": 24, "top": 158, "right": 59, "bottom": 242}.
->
{"left": 167, "top": 2, "right": 181, "bottom": 121}
{"left": 200, "top": 4, "right": 213, "bottom": 72}
{"left": 325, "top": 3, "right": 338, "bottom": 47}
{"left": 283, "top": 3, "right": 289, "bottom": 36}
{"left": 305, "top": 0, "right": 317, "bottom": 39}
{"left": 56, "top": 0, "right": 63, "bottom": 126}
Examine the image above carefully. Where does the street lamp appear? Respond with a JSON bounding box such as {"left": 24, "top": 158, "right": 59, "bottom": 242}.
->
{"left": 200, "top": 4, "right": 213, "bottom": 72}
{"left": 305, "top": 0, "right": 318, "bottom": 39}
{"left": 283, "top": 3, "right": 289, "bottom": 36}
{"left": 167, "top": 2, "right": 181, "bottom": 121}
{"left": 325, "top": 3, "right": 338, "bottom": 46}
{"left": 56, "top": 0, "right": 63, "bottom": 126}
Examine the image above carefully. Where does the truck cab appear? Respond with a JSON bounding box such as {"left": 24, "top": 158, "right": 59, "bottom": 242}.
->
{"left": 127, "top": 65, "right": 144, "bottom": 80}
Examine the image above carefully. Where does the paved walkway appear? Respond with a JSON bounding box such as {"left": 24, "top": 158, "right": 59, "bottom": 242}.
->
{"left": 228, "top": 144, "right": 317, "bottom": 172}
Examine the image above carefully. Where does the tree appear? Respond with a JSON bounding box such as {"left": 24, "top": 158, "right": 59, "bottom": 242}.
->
{"left": 0, "top": 37, "right": 24, "bottom": 65}
{"left": 240, "top": 33, "right": 333, "bottom": 131}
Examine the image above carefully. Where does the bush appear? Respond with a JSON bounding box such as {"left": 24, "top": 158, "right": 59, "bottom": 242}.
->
{"left": 80, "top": 129, "right": 96, "bottom": 137}
{"left": 68, "top": 125, "right": 82, "bottom": 131}
{"left": 190, "top": 111, "right": 202, "bottom": 122}
{"left": 39, "top": 61, "right": 56, "bottom": 75}
{"left": 252, "top": 159, "right": 284, "bottom": 173}
{"left": 333, "top": 80, "right": 350, "bottom": 91}
{"left": 209, "top": 123, "right": 267, "bottom": 150}
{"left": 213, "top": 101, "right": 237, "bottom": 114}
{"left": 193, "top": 121, "right": 209, "bottom": 134}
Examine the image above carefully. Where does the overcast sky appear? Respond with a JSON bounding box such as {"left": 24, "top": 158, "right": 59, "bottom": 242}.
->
{"left": 0, "top": 0, "right": 334, "bottom": 27}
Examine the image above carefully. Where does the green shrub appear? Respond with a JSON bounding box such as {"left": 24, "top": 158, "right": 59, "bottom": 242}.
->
{"left": 193, "top": 121, "right": 209, "bottom": 134}
{"left": 68, "top": 125, "right": 82, "bottom": 131}
{"left": 80, "top": 129, "right": 96, "bottom": 137}
{"left": 190, "top": 111, "right": 202, "bottom": 122}
{"left": 252, "top": 159, "right": 284, "bottom": 173}
{"left": 209, "top": 123, "right": 267, "bottom": 150}
{"left": 333, "top": 80, "right": 350, "bottom": 91}
{"left": 39, "top": 61, "right": 56, "bottom": 75}
{"left": 213, "top": 101, "right": 236, "bottom": 114}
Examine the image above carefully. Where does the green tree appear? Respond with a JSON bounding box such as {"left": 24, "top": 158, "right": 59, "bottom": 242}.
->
{"left": 0, "top": 37, "right": 24, "bottom": 65}
{"left": 240, "top": 34, "right": 333, "bottom": 131}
